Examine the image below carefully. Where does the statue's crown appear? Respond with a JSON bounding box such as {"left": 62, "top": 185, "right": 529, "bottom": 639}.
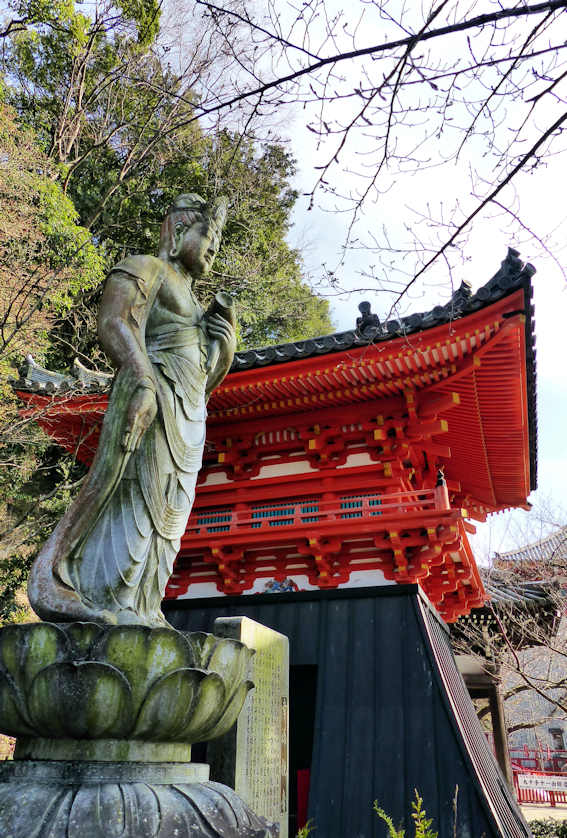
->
{"left": 168, "top": 194, "right": 228, "bottom": 232}
{"left": 169, "top": 194, "right": 207, "bottom": 214}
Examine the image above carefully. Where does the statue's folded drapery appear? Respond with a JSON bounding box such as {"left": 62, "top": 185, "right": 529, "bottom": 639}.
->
{"left": 28, "top": 255, "right": 213, "bottom": 627}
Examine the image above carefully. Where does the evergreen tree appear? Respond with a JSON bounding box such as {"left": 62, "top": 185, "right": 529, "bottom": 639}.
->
{"left": 0, "top": 1, "right": 332, "bottom": 619}
{"left": 0, "top": 102, "right": 103, "bottom": 623}
{"left": 4, "top": 1, "right": 331, "bottom": 358}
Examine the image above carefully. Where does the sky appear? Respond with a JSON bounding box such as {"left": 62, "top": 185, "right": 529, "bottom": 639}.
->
{"left": 261, "top": 1, "right": 567, "bottom": 563}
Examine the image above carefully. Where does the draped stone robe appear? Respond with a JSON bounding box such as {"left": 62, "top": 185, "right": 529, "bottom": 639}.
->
{"left": 28, "top": 256, "right": 214, "bottom": 627}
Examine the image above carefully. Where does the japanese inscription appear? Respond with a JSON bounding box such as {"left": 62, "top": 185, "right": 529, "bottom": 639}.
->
{"left": 210, "top": 616, "right": 289, "bottom": 838}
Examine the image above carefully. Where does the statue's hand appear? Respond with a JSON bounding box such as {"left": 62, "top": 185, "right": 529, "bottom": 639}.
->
{"left": 206, "top": 312, "right": 236, "bottom": 369}
{"left": 122, "top": 384, "right": 157, "bottom": 452}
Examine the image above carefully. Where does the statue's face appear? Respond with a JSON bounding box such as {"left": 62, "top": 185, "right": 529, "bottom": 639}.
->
{"left": 174, "top": 216, "right": 221, "bottom": 276}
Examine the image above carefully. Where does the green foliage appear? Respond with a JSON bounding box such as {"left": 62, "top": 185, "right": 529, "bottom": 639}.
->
{"left": 374, "top": 802, "right": 405, "bottom": 838}
{"left": 65, "top": 120, "right": 331, "bottom": 349}
{"left": 4, "top": 0, "right": 75, "bottom": 31}
{"left": 374, "top": 791, "right": 439, "bottom": 838}
{"left": 117, "top": 0, "right": 160, "bottom": 44}
{"left": 5, "top": 2, "right": 331, "bottom": 353}
{"left": 0, "top": 103, "right": 105, "bottom": 365}
{"left": 0, "top": 427, "right": 89, "bottom": 624}
{"left": 5, "top": 0, "right": 161, "bottom": 174}
{"left": 175, "top": 132, "right": 332, "bottom": 347}
{"left": 4, "top": 0, "right": 159, "bottom": 43}
{"left": 0, "top": 104, "right": 100, "bottom": 621}
{"left": 0, "top": 0, "right": 331, "bottom": 620}
{"left": 529, "top": 820, "right": 567, "bottom": 838}
{"left": 410, "top": 793, "right": 438, "bottom": 838}
{"left": 0, "top": 432, "right": 88, "bottom": 625}
{"left": 47, "top": 128, "right": 331, "bottom": 366}
{"left": 35, "top": 179, "right": 104, "bottom": 308}
{"left": 0, "top": 554, "right": 33, "bottom": 625}
{"left": 296, "top": 820, "right": 315, "bottom": 838}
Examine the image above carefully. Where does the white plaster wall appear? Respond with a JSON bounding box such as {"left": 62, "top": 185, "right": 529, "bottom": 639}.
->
{"left": 175, "top": 567, "right": 394, "bottom": 599}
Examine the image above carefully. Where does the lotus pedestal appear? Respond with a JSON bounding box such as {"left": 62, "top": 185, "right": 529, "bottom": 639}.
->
{"left": 0, "top": 622, "right": 278, "bottom": 838}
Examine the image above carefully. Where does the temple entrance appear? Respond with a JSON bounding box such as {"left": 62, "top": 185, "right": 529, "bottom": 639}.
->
{"left": 289, "top": 664, "right": 318, "bottom": 836}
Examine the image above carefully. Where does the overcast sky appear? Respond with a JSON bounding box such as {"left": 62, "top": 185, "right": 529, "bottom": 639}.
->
{"left": 286, "top": 141, "right": 567, "bottom": 561}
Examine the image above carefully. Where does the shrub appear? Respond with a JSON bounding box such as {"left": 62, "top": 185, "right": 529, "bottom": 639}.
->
{"left": 529, "top": 820, "right": 567, "bottom": 838}
{"left": 374, "top": 790, "right": 439, "bottom": 838}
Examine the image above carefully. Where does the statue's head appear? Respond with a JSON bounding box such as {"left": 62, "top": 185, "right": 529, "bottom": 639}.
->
{"left": 159, "top": 193, "right": 228, "bottom": 277}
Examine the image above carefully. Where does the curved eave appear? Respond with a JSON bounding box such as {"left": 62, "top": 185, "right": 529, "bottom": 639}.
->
{"left": 223, "top": 250, "right": 537, "bottom": 492}
{"left": 230, "top": 252, "right": 533, "bottom": 372}
{"left": 493, "top": 525, "right": 567, "bottom": 565}
{"left": 207, "top": 291, "right": 534, "bottom": 511}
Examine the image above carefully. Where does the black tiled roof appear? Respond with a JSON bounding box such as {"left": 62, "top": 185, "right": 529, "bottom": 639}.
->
{"left": 231, "top": 247, "right": 536, "bottom": 371}
{"left": 483, "top": 575, "right": 555, "bottom": 605}
{"left": 452, "top": 572, "right": 559, "bottom": 648}
{"left": 493, "top": 526, "right": 567, "bottom": 567}
{"left": 230, "top": 247, "right": 537, "bottom": 490}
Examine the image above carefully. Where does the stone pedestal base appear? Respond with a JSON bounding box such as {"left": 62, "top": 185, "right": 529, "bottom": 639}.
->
{"left": 0, "top": 623, "right": 277, "bottom": 836}
{"left": 0, "top": 760, "right": 278, "bottom": 837}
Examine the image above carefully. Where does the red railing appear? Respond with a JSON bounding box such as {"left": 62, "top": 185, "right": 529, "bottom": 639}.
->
{"left": 511, "top": 747, "right": 567, "bottom": 807}
{"left": 187, "top": 488, "right": 443, "bottom": 539}
{"left": 513, "top": 768, "right": 567, "bottom": 807}
{"left": 510, "top": 746, "right": 567, "bottom": 774}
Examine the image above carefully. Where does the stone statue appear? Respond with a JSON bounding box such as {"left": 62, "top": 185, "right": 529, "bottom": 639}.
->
{"left": 0, "top": 194, "right": 279, "bottom": 838}
{"left": 28, "top": 194, "right": 236, "bottom": 628}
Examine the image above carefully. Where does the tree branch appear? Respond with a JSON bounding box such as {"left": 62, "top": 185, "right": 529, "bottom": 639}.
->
{"left": 388, "top": 108, "right": 567, "bottom": 312}
{"left": 165, "top": 0, "right": 567, "bottom": 135}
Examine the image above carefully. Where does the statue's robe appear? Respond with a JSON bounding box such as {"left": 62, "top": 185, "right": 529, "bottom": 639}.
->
{"left": 28, "top": 256, "right": 210, "bottom": 626}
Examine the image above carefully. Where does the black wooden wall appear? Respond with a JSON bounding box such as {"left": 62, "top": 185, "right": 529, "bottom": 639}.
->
{"left": 165, "top": 585, "right": 531, "bottom": 838}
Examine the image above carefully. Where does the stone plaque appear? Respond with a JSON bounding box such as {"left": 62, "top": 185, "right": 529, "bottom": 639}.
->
{"left": 209, "top": 617, "right": 289, "bottom": 838}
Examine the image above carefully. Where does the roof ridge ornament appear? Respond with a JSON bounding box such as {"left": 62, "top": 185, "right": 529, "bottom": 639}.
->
{"left": 446, "top": 280, "right": 473, "bottom": 314}
{"left": 12, "top": 355, "right": 113, "bottom": 394}
{"left": 488, "top": 246, "right": 536, "bottom": 289}
{"left": 355, "top": 300, "right": 382, "bottom": 336}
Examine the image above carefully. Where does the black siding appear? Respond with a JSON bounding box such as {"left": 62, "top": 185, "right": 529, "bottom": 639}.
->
{"left": 165, "top": 585, "right": 530, "bottom": 838}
